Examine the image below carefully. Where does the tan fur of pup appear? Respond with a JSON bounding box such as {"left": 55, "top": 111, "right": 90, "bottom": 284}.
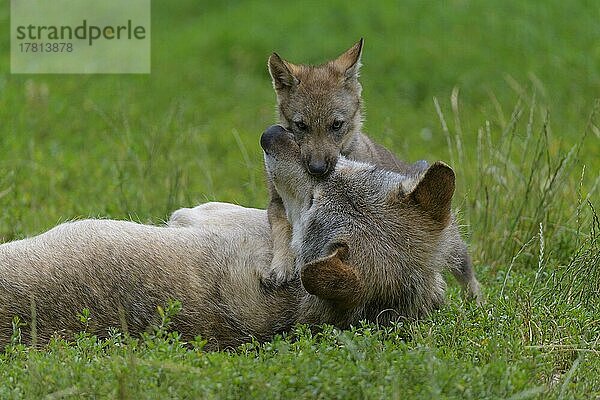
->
{"left": 265, "top": 41, "right": 481, "bottom": 298}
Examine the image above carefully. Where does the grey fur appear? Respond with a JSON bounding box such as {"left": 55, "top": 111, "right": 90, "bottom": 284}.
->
{"left": 0, "top": 127, "right": 478, "bottom": 350}
{"left": 262, "top": 127, "right": 481, "bottom": 328}
{"left": 265, "top": 41, "right": 481, "bottom": 299}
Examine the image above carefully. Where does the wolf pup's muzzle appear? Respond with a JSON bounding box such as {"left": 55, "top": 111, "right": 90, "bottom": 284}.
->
{"left": 306, "top": 158, "right": 331, "bottom": 177}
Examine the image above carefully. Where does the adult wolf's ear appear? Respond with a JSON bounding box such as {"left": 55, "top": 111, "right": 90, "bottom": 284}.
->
{"left": 409, "top": 161, "right": 455, "bottom": 226}
{"left": 332, "top": 38, "right": 363, "bottom": 81}
{"left": 268, "top": 53, "right": 300, "bottom": 90}
{"left": 301, "top": 246, "right": 364, "bottom": 309}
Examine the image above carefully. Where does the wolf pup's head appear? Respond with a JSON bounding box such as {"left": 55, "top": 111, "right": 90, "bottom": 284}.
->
{"left": 268, "top": 39, "right": 364, "bottom": 177}
{"left": 261, "top": 125, "right": 459, "bottom": 322}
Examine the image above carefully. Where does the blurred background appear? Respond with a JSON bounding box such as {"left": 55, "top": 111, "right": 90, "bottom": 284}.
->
{"left": 0, "top": 0, "right": 598, "bottom": 255}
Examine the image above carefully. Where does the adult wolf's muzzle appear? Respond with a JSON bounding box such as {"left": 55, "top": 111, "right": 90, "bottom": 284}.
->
{"left": 260, "top": 124, "right": 294, "bottom": 155}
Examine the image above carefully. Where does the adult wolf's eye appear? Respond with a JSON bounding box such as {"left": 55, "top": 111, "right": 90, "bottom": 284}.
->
{"left": 331, "top": 120, "right": 344, "bottom": 131}
{"left": 295, "top": 121, "right": 308, "bottom": 131}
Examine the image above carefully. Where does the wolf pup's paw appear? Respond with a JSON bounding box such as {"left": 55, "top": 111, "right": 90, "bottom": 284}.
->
{"left": 466, "top": 280, "right": 484, "bottom": 306}
{"left": 261, "top": 252, "right": 297, "bottom": 287}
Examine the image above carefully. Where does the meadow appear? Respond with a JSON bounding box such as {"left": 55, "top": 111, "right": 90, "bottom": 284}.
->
{"left": 0, "top": 1, "right": 599, "bottom": 398}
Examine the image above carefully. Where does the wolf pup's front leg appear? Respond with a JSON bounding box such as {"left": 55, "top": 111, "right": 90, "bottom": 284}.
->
{"left": 263, "top": 183, "right": 297, "bottom": 286}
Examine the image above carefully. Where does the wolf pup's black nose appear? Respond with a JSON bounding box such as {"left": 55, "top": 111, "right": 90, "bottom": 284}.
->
{"left": 260, "top": 125, "right": 287, "bottom": 153}
{"left": 307, "top": 159, "right": 330, "bottom": 176}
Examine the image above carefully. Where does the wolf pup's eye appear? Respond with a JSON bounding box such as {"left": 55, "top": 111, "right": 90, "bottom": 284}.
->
{"left": 331, "top": 120, "right": 344, "bottom": 131}
{"left": 295, "top": 121, "right": 308, "bottom": 131}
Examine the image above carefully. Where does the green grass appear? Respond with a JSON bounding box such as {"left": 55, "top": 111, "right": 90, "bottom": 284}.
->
{"left": 1, "top": 1, "right": 599, "bottom": 398}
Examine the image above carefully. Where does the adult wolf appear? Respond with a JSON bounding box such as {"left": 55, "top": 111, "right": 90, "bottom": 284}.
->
{"left": 260, "top": 125, "right": 482, "bottom": 314}
{"left": 0, "top": 126, "right": 479, "bottom": 350}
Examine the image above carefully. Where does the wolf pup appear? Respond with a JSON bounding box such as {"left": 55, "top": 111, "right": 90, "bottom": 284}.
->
{"left": 266, "top": 39, "right": 414, "bottom": 285}
{"left": 265, "top": 41, "right": 480, "bottom": 301}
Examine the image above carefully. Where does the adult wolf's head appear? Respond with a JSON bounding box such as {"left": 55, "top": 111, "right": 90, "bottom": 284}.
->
{"left": 268, "top": 39, "right": 364, "bottom": 177}
{"left": 261, "top": 125, "right": 459, "bottom": 323}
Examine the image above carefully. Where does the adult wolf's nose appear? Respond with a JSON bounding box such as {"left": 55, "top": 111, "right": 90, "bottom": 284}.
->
{"left": 260, "top": 125, "right": 287, "bottom": 153}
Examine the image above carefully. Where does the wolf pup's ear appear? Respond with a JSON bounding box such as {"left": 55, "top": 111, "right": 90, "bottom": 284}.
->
{"left": 409, "top": 161, "right": 455, "bottom": 226}
{"left": 301, "top": 245, "right": 364, "bottom": 309}
{"left": 268, "top": 53, "right": 300, "bottom": 90}
{"left": 332, "top": 38, "right": 363, "bottom": 81}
